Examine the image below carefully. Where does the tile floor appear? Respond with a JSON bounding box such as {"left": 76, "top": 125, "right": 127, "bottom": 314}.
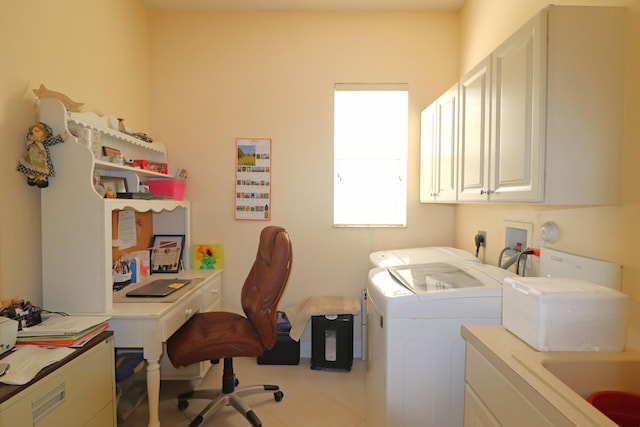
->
{"left": 117, "top": 357, "right": 366, "bottom": 427}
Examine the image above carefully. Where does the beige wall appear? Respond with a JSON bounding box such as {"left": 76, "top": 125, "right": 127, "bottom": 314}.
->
{"left": 455, "top": 0, "right": 640, "bottom": 300}
{"left": 0, "top": 0, "right": 149, "bottom": 303}
{"left": 147, "top": 10, "right": 458, "bottom": 313}
{"left": 2, "top": 0, "right": 636, "bottom": 321}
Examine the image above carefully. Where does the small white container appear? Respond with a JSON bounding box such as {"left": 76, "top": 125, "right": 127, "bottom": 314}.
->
{"left": 502, "top": 277, "right": 628, "bottom": 352}
{"left": 69, "top": 125, "right": 102, "bottom": 158}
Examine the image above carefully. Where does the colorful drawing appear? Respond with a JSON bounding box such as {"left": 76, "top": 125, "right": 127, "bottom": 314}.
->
{"left": 193, "top": 244, "right": 223, "bottom": 270}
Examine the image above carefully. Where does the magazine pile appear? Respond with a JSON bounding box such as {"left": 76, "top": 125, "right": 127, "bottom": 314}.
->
{"left": 16, "top": 315, "right": 110, "bottom": 348}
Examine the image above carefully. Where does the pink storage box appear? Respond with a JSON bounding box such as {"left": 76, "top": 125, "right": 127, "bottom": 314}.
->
{"left": 147, "top": 179, "right": 185, "bottom": 200}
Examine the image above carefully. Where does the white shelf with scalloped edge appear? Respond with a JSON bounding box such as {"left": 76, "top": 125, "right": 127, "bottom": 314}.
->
{"left": 38, "top": 98, "right": 191, "bottom": 314}
{"left": 68, "top": 110, "right": 166, "bottom": 153}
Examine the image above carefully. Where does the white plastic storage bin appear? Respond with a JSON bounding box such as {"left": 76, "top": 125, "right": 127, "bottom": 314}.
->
{"left": 502, "top": 277, "right": 628, "bottom": 351}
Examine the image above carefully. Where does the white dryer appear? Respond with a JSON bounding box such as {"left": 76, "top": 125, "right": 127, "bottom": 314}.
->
{"left": 366, "top": 249, "right": 515, "bottom": 427}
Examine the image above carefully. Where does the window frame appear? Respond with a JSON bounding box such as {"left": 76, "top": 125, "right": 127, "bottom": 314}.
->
{"left": 333, "top": 83, "right": 409, "bottom": 227}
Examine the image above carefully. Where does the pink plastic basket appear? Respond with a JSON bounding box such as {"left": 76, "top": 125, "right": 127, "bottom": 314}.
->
{"left": 147, "top": 179, "right": 185, "bottom": 200}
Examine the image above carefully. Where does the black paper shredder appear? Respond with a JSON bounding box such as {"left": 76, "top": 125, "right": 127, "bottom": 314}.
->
{"left": 311, "top": 314, "right": 353, "bottom": 371}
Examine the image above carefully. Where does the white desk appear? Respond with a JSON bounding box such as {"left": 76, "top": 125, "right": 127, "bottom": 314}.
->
{"left": 107, "top": 269, "right": 222, "bottom": 427}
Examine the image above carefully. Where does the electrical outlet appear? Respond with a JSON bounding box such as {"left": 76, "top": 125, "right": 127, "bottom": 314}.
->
{"left": 477, "top": 230, "right": 487, "bottom": 247}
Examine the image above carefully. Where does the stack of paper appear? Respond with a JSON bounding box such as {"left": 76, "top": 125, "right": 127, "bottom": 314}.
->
{"left": 0, "top": 346, "right": 74, "bottom": 385}
{"left": 17, "top": 316, "right": 110, "bottom": 347}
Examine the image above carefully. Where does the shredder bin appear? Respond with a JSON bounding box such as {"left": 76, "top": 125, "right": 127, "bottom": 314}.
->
{"left": 311, "top": 314, "right": 353, "bottom": 371}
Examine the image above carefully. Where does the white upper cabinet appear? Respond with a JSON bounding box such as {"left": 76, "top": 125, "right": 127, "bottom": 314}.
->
{"left": 538, "top": 5, "right": 624, "bottom": 205}
{"left": 420, "top": 103, "right": 437, "bottom": 202}
{"left": 423, "top": 5, "right": 625, "bottom": 205}
{"left": 420, "top": 83, "right": 458, "bottom": 202}
{"left": 458, "top": 57, "right": 492, "bottom": 202}
{"left": 489, "top": 11, "right": 545, "bottom": 203}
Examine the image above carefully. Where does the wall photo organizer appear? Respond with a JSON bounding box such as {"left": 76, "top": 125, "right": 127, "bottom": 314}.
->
{"left": 235, "top": 138, "right": 271, "bottom": 221}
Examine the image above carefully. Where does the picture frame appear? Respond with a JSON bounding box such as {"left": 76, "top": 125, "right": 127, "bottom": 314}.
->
{"left": 102, "top": 146, "right": 121, "bottom": 158}
{"left": 100, "top": 176, "right": 128, "bottom": 194}
{"left": 150, "top": 234, "right": 185, "bottom": 273}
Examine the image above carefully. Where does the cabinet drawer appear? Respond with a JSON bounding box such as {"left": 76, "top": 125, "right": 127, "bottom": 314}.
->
{"left": 201, "top": 274, "right": 222, "bottom": 311}
{"left": 465, "top": 345, "right": 567, "bottom": 427}
{"left": 162, "top": 293, "right": 201, "bottom": 340}
{"left": 464, "top": 384, "right": 500, "bottom": 427}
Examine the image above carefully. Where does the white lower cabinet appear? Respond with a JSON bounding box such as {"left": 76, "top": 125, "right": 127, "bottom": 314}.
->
{"left": 464, "top": 385, "right": 500, "bottom": 427}
{"left": 0, "top": 333, "right": 116, "bottom": 427}
{"left": 464, "top": 344, "right": 569, "bottom": 427}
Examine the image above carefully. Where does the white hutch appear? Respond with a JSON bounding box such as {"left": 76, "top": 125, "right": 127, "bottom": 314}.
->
{"left": 37, "top": 98, "right": 220, "bottom": 427}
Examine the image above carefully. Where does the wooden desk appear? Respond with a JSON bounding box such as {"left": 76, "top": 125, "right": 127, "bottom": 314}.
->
{"left": 107, "top": 269, "right": 222, "bottom": 427}
{"left": 0, "top": 331, "right": 116, "bottom": 426}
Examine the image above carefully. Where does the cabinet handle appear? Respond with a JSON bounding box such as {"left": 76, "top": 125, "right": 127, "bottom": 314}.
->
{"left": 33, "top": 382, "right": 66, "bottom": 423}
{"left": 480, "top": 189, "right": 494, "bottom": 195}
{"left": 184, "top": 308, "right": 193, "bottom": 318}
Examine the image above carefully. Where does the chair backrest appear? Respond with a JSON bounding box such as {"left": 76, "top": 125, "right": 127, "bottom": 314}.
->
{"left": 241, "top": 226, "right": 293, "bottom": 351}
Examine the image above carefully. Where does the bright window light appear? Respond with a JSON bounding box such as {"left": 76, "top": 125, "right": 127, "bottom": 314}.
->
{"left": 334, "top": 84, "right": 408, "bottom": 227}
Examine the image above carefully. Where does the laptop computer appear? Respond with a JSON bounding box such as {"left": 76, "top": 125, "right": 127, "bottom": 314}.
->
{"left": 125, "top": 279, "right": 191, "bottom": 298}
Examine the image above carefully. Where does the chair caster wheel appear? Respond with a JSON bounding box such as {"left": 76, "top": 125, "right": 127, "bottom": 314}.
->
{"left": 178, "top": 399, "right": 189, "bottom": 410}
{"left": 274, "top": 390, "right": 284, "bottom": 402}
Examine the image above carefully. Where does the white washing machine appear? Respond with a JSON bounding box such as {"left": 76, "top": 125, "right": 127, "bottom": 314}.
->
{"left": 366, "top": 249, "right": 515, "bottom": 427}
{"left": 369, "top": 246, "right": 480, "bottom": 268}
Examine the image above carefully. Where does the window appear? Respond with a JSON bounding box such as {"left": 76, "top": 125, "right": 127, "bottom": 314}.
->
{"left": 333, "top": 84, "right": 408, "bottom": 226}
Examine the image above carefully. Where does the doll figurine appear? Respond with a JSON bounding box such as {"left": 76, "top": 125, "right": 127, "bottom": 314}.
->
{"left": 16, "top": 122, "right": 68, "bottom": 188}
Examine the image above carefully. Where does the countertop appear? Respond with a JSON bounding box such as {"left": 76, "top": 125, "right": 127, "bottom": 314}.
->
{"left": 461, "top": 324, "right": 640, "bottom": 427}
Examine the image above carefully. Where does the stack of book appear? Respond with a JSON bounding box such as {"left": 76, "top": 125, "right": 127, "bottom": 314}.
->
{"left": 16, "top": 316, "right": 110, "bottom": 347}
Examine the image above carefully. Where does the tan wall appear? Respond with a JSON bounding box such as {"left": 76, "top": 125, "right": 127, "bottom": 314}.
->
{"left": 456, "top": 0, "right": 640, "bottom": 300}
{"left": 4, "top": 0, "right": 634, "bottom": 319}
{"left": 0, "top": 0, "right": 149, "bottom": 303}
{"left": 147, "top": 11, "right": 459, "bottom": 313}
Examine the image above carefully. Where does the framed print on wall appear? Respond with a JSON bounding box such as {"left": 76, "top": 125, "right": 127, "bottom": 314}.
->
{"left": 149, "top": 234, "right": 185, "bottom": 273}
{"left": 235, "top": 138, "right": 272, "bottom": 221}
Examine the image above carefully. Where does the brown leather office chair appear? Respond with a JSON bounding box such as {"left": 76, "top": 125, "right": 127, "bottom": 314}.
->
{"left": 167, "top": 226, "right": 293, "bottom": 427}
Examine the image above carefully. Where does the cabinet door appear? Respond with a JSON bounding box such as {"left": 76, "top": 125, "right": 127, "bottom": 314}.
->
{"left": 421, "top": 84, "right": 458, "bottom": 203}
{"left": 434, "top": 84, "right": 458, "bottom": 201}
{"left": 464, "top": 385, "right": 501, "bottom": 427}
{"left": 458, "top": 57, "right": 491, "bottom": 202}
{"left": 489, "top": 10, "right": 546, "bottom": 202}
{"left": 419, "top": 104, "right": 437, "bottom": 202}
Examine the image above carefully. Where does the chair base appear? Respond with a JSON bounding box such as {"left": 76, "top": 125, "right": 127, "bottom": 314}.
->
{"left": 178, "top": 358, "right": 284, "bottom": 427}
